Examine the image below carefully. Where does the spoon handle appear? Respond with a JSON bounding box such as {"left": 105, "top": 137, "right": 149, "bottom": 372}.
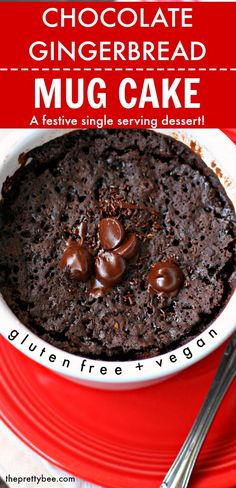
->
{"left": 160, "top": 333, "right": 236, "bottom": 488}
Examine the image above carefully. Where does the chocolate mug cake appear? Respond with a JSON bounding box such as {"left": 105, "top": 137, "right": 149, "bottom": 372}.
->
{"left": 0, "top": 129, "right": 235, "bottom": 360}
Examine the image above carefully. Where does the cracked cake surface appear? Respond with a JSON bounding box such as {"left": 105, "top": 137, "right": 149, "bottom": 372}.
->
{"left": 0, "top": 129, "right": 235, "bottom": 360}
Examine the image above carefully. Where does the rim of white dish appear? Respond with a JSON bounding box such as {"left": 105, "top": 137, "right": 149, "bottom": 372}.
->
{"left": 0, "top": 128, "right": 235, "bottom": 384}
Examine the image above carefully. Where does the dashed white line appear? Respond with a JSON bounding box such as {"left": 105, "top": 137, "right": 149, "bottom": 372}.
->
{"left": 0, "top": 67, "right": 236, "bottom": 72}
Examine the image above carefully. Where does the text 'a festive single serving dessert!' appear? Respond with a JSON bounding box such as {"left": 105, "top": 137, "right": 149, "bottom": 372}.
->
{"left": 0, "top": 129, "right": 235, "bottom": 360}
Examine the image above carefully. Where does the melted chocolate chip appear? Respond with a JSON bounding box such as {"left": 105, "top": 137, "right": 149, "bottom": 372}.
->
{"left": 59, "top": 241, "right": 92, "bottom": 282}
{"left": 99, "top": 218, "right": 125, "bottom": 250}
{"left": 114, "top": 233, "right": 139, "bottom": 260}
{"left": 77, "top": 222, "right": 87, "bottom": 244}
{"left": 95, "top": 251, "right": 126, "bottom": 287}
{"left": 90, "top": 277, "right": 107, "bottom": 298}
{"left": 147, "top": 261, "right": 184, "bottom": 296}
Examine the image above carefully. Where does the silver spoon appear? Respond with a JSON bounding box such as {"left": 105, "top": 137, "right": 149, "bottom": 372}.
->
{"left": 160, "top": 332, "right": 236, "bottom": 488}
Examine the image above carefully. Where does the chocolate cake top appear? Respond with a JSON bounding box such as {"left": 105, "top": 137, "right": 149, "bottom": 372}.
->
{"left": 0, "top": 129, "right": 235, "bottom": 360}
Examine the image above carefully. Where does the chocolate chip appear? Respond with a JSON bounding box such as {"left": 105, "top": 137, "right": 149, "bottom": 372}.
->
{"left": 59, "top": 241, "right": 92, "bottom": 282}
{"left": 95, "top": 251, "right": 126, "bottom": 286}
{"left": 147, "top": 261, "right": 184, "bottom": 296}
{"left": 99, "top": 218, "right": 125, "bottom": 250}
{"left": 90, "top": 277, "right": 107, "bottom": 298}
{"left": 114, "top": 233, "right": 139, "bottom": 260}
{"left": 77, "top": 222, "right": 87, "bottom": 244}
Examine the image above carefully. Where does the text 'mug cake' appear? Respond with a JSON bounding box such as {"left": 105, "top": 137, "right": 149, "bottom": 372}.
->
{"left": 0, "top": 130, "right": 235, "bottom": 360}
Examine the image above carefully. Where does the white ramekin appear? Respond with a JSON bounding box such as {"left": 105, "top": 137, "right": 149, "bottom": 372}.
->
{"left": 0, "top": 128, "right": 235, "bottom": 390}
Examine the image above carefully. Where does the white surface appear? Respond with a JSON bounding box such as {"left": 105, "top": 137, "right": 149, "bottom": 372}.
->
{"left": 0, "top": 130, "right": 100, "bottom": 488}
